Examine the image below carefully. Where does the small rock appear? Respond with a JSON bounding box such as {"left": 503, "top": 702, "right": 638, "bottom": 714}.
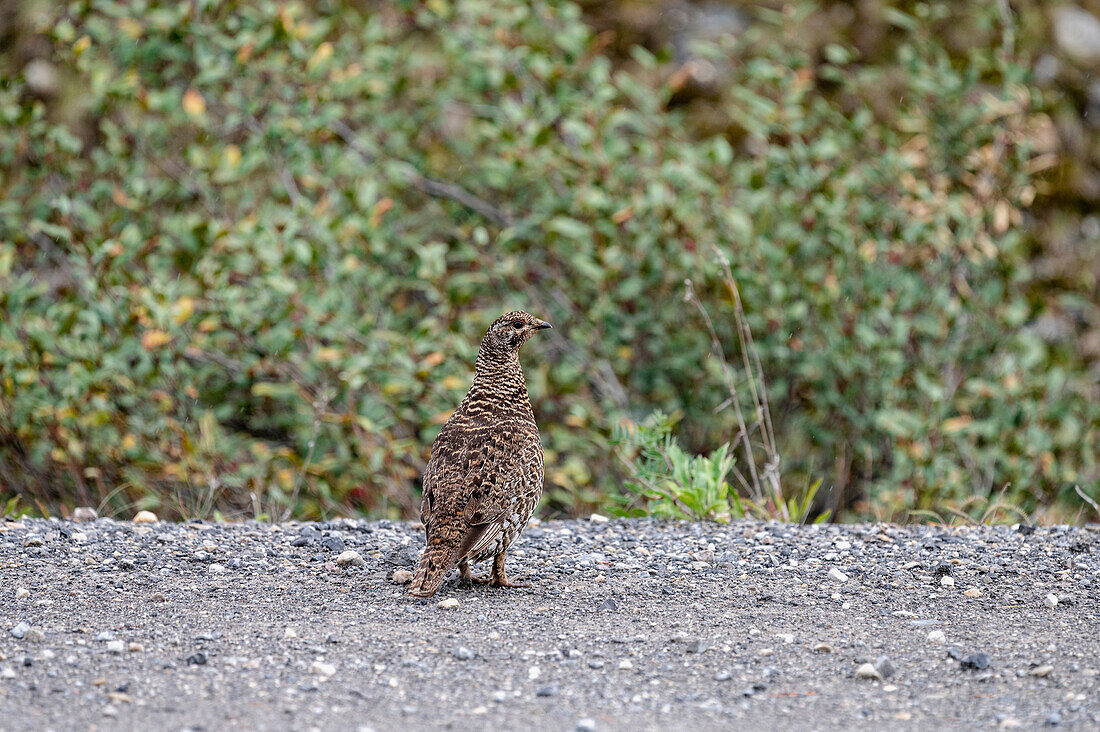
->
{"left": 1030, "top": 665, "right": 1054, "bottom": 677}
{"left": 102, "top": 704, "right": 118, "bottom": 718}
{"left": 855, "top": 663, "right": 883, "bottom": 681}
{"left": 834, "top": 540, "right": 852, "bottom": 551}
{"left": 107, "top": 640, "right": 125, "bottom": 654}
{"left": 1044, "top": 593, "right": 1059, "bottom": 609}
{"left": 588, "top": 513, "right": 609, "bottom": 523}
{"left": 336, "top": 550, "right": 364, "bottom": 567}
{"left": 128, "top": 642, "right": 144, "bottom": 653}
{"left": 536, "top": 684, "right": 559, "bottom": 697}
{"left": 186, "top": 652, "right": 208, "bottom": 665}
{"left": 927, "top": 630, "right": 947, "bottom": 644}
{"left": 10, "top": 622, "right": 30, "bottom": 639}
{"left": 940, "top": 575, "right": 955, "bottom": 588}
{"left": 133, "top": 510, "right": 158, "bottom": 523}
{"left": 208, "top": 563, "right": 227, "bottom": 574}
{"left": 15, "top": 588, "right": 29, "bottom": 599}
{"left": 1054, "top": 6, "right": 1100, "bottom": 63}
{"left": 72, "top": 507, "right": 98, "bottom": 522}
{"left": 436, "top": 598, "right": 460, "bottom": 609}
{"left": 617, "top": 659, "right": 633, "bottom": 670}
{"left": 588, "top": 659, "right": 605, "bottom": 669}
{"left": 528, "top": 665, "right": 541, "bottom": 680}
{"left": 597, "top": 598, "right": 618, "bottom": 612}
{"left": 1047, "top": 711, "right": 1062, "bottom": 726}
{"left": 961, "top": 652, "right": 991, "bottom": 671}
{"left": 321, "top": 536, "right": 346, "bottom": 553}
{"left": 684, "top": 639, "right": 707, "bottom": 654}
{"left": 874, "top": 655, "right": 896, "bottom": 679}
{"left": 311, "top": 661, "right": 336, "bottom": 677}
{"left": 391, "top": 569, "right": 413, "bottom": 584}
{"left": 1, "top": 667, "right": 15, "bottom": 680}
{"left": 95, "top": 631, "right": 114, "bottom": 642}
{"left": 576, "top": 719, "right": 597, "bottom": 732}
{"left": 813, "top": 643, "right": 833, "bottom": 653}
{"left": 453, "top": 646, "right": 475, "bottom": 661}
{"left": 24, "top": 536, "right": 43, "bottom": 547}
{"left": 776, "top": 633, "right": 794, "bottom": 645}
{"left": 828, "top": 567, "right": 848, "bottom": 584}
{"left": 715, "top": 670, "right": 732, "bottom": 681}
{"left": 963, "top": 587, "right": 982, "bottom": 598}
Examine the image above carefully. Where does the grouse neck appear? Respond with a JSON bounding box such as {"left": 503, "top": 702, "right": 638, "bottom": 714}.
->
{"left": 472, "top": 348, "right": 531, "bottom": 404}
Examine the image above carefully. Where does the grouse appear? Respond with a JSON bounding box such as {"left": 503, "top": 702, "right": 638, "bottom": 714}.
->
{"left": 408, "top": 310, "right": 552, "bottom": 598}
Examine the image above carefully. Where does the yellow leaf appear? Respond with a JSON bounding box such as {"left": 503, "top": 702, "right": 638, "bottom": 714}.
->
{"left": 73, "top": 35, "right": 91, "bottom": 54}
{"left": 307, "top": 41, "right": 333, "bottom": 71}
{"left": 172, "top": 297, "right": 195, "bottom": 324}
{"left": 564, "top": 415, "right": 586, "bottom": 427}
{"left": 941, "top": 416, "right": 972, "bottom": 434}
{"left": 141, "top": 330, "right": 171, "bottom": 350}
{"left": 317, "top": 347, "right": 341, "bottom": 363}
{"left": 223, "top": 144, "right": 241, "bottom": 167}
{"left": 441, "top": 375, "right": 465, "bottom": 390}
{"left": 121, "top": 434, "right": 137, "bottom": 451}
{"left": 182, "top": 88, "right": 205, "bottom": 118}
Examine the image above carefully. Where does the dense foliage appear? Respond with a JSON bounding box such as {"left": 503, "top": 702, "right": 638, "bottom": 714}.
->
{"left": 2, "top": 0, "right": 1097, "bottom": 521}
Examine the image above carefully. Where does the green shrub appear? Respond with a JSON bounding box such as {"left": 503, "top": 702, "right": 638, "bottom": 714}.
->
{"left": 1, "top": 0, "right": 1096, "bottom": 521}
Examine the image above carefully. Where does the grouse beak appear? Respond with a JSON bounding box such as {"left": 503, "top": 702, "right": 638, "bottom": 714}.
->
{"left": 533, "top": 320, "right": 553, "bottom": 331}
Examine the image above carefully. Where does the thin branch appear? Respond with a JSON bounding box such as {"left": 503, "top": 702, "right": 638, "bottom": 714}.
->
{"left": 328, "top": 120, "right": 514, "bottom": 226}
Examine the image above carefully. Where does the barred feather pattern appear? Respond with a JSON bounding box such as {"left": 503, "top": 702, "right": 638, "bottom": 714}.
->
{"left": 408, "top": 311, "right": 550, "bottom": 598}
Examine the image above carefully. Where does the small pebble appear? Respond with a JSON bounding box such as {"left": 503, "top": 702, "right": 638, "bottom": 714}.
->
{"left": 391, "top": 569, "right": 413, "bottom": 584}
{"left": 536, "top": 684, "right": 558, "bottom": 697}
{"left": 10, "top": 622, "right": 30, "bottom": 639}
{"left": 336, "top": 550, "right": 364, "bottom": 567}
{"left": 813, "top": 643, "right": 833, "bottom": 653}
{"left": 617, "top": 659, "right": 633, "bottom": 670}
{"left": 311, "top": 661, "right": 336, "bottom": 677}
{"left": 576, "top": 719, "right": 597, "bottom": 732}
{"left": 928, "top": 630, "right": 947, "bottom": 644}
{"left": 963, "top": 587, "right": 982, "bottom": 598}
{"left": 875, "top": 655, "right": 896, "bottom": 679}
{"left": 107, "top": 640, "right": 125, "bottom": 654}
{"left": 1030, "top": 665, "right": 1054, "bottom": 677}
{"left": 133, "top": 510, "right": 158, "bottom": 523}
{"left": 454, "top": 647, "right": 475, "bottom": 661}
{"left": 588, "top": 513, "right": 609, "bottom": 523}
{"left": 855, "top": 663, "right": 883, "bottom": 681}
{"left": 15, "top": 588, "right": 30, "bottom": 599}
{"left": 0, "top": 667, "right": 15, "bottom": 680}
{"left": 72, "top": 507, "right": 98, "bottom": 522}
{"left": 828, "top": 568, "right": 848, "bottom": 584}
{"left": 1044, "top": 593, "right": 1059, "bottom": 609}
{"left": 940, "top": 575, "right": 955, "bottom": 588}
{"left": 436, "top": 598, "right": 460, "bottom": 609}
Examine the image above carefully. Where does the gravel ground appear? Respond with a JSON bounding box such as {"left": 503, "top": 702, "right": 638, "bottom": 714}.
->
{"left": 1, "top": 516, "right": 1098, "bottom": 731}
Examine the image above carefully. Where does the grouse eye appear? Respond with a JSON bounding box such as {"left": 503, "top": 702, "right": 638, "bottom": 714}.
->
{"left": 511, "top": 320, "right": 524, "bottom": 329}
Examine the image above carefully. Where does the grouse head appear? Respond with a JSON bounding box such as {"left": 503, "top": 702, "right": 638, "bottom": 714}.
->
{"left": 480, "top": 310, "right": 552, "bottom": 358}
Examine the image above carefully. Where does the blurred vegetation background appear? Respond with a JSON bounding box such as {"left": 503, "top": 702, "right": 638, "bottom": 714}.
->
{"left": 1, "top": 0, "right": 1097, "bottom": 523}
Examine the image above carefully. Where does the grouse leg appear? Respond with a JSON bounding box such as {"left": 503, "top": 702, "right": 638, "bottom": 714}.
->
{"left": 459, "top": 558, "right": 490, "bottom": 588}
{"left": 488, "top": 551, "right": 530, "bottom": 588}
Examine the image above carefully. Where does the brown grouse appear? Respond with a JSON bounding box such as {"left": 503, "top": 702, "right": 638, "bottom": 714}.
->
{"left": 408, "top": 311, "right": 552, "bottom": 598}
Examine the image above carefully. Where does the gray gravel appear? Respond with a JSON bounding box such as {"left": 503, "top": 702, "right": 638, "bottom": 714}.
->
{"left": 1, "top": 516, "right": 1098, "bottom": 730}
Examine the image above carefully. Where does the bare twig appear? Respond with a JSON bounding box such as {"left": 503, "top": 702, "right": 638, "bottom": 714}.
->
{"left": 683, "top": 278, "right": 766, "bottom": 506}
{"left": 1075, "top": 485, "right": 1100, "bottom": 518}
{"left": 328, "top": 119, "right": 514, "bottom": 226}
{"left": 280, "top": 406, "right": 322, "bottom": 523}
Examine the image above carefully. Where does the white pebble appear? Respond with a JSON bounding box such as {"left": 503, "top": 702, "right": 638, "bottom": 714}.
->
{"left": 436, "top": 597, "right": 460, "bottom": 609}
{"left": 855, "top": 663, "right": 883, "bottom": 681}
{"left": 528, "top": 665, "right": 541, "bottom": 680}
{"left": 106, "top": 640, "right": 125, "bottom": 654}
{"left": 617, "top": 659, "right": 633, "bottom": 670}
{"left": 834, "top": 540, "right": 851, "bottom": 551}
{"left": 588, "top": 513, "right": 609, "bottom": 523}
{"left": 284, "top": 627, "right": 298, "bottom": 639}
{"left": 391, "top": 569, "right": 413, "bottom": 584}
{"left": 336, "top": 550, "right": 364, "bottom": 567}
{"left": 15, "top": 588, "right": 30, "bottom": 599}
{"left": 828, "top": 567, "right": 848, "bottom": 584}
{"left": 940, "top": 575, "right": 955, "bottom": 588}
{"left": 1, "top": 667, "right": 15, "bottom": 679}
{"left": 133, "top": 510, "right": 158, "bottom": 523}
{"left": 311, "top": 661, "right": 336, "bottom": 677}
{"left": 1044, "top": 593, "right": 1059, "bottom": 609}
{"left": 927, "top": 630, "right": 946, "bottom": 644}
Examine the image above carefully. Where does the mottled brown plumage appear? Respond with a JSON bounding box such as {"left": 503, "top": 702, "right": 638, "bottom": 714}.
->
{"left": 407, "top": 311, "right": 551, "bottom": 598}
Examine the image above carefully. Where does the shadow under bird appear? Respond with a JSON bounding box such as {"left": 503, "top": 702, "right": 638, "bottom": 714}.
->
{"left": 408, "top": 311, "right": 553, "bottom": 598}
